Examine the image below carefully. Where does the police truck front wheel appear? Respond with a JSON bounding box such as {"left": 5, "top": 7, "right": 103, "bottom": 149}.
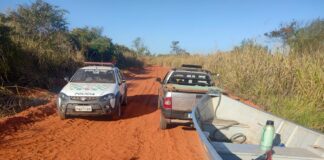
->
{"left": 113, "top": 100, "right": 122, "bottom": 119}
{"left": 58, "top": 110, "right": 66, "bottom": 120}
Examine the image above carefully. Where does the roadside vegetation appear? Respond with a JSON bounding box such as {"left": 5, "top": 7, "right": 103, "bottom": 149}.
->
{"left": 149, "top": 19, "right": 324, "bottom": 132}
{"left": 0, "top": 0, "right": 144, "bottom": 116}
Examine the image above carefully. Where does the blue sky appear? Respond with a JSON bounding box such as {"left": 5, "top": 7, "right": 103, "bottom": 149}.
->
{"left": 0, "top": 0, "right": 323, "bottom": 54}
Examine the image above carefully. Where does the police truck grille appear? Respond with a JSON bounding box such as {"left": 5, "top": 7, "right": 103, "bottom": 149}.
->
{"left": 70, "top": 96, "right": 98, "bottom": 101}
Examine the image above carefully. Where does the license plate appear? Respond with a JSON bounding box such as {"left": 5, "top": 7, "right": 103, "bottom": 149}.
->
{"left": 188, "top": 113, "right": 192, "bottom": 118}
{"left": 75, "top": 105, "right": 92, "bottom": 112}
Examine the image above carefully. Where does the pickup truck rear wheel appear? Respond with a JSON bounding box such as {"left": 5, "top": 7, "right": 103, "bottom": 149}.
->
{"left": 160, "top": 113, "right": 169, "bottom": 130}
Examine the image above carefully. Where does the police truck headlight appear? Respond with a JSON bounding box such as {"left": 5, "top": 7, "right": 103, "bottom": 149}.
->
{"left": 100, "top": 93, "right": 116, "bottom": 108}
{"left": 100, "top": 93, "right": 115, "bottom": 101}
{"left": 59, "top": 92, "right": 69, "bottom": 101}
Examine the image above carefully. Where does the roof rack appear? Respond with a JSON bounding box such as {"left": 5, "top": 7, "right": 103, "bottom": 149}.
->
{"left": 173, "top": 64, "right": 211, "bottom": 74}
{"left": 181, "top": 64, "right": 202, "bottom": 69}
{"left": 84, "top": 62, "right": 115, "bottom": 67}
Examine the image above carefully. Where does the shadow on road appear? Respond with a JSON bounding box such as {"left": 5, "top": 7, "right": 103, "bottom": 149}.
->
{"left": 126, "top": 76, "right": 155, "bottom": 81}
{"left": 166, "top": 122, "right": 196, "bottom": 131}
{"left": 71, "top": 94, "right": 158, "bottom": 121}
{"left": 122, "top": 94, "right": 158, "bottom": 119}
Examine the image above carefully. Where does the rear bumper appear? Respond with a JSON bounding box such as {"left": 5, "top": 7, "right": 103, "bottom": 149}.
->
{"left": 161, "top": 107, "right": 192, "bottom": 121}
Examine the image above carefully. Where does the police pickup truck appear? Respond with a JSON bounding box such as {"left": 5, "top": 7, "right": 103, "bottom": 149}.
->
{"left": 57, "top": 62, "right": 127, "bottom": 119}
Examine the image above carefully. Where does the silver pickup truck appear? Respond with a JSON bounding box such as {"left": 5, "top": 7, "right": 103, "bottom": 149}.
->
{"left": 157, "top": 64, "right": 218, "bottom": 129}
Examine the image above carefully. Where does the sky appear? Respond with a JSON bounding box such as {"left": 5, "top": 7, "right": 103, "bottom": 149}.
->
{"left": 0, "top": 0, "right": 323, "bottom": 54}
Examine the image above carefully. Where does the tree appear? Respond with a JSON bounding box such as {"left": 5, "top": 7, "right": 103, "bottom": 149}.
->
{"left": 89, "top": 36, "right": 113, "bottom": 62}
{"left": 264, "top": 21, "right": 298, "bottom": 44}
{"left": 71, "top": 27, "right": 112, "bottom": 61}
{"left": 0, "top": 0, "right": 142, "bottom": 88}
{"left": 5, "top": 0, "right": 75, "bottom": 64}
{"left": 170, "top": 41, "right": 189, "bottom": 55}
{"left": 132, "top": 37, "right": 150, "bottom": 56}
{"left": 0, "top": 17, "right": 17, "bottom": 82}
{"left": 70, "top": 27, "right": 103, "bottom": 52}
{"left": 0, "top": 0, "right": 80, "bottom": 86}
{"left": 8, "top": 0, "right": 67, "bottom": 40}
{"left": 265, "top": 19, "right": 324, "bottom": 54}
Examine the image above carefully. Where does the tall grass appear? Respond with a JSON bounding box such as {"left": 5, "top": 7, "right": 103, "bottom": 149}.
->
{"left": 149, "top": 46, "right": 324, "bottom": 132}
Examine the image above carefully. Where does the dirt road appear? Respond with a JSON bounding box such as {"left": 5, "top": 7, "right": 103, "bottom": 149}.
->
{"left": 0, "top": 66, "right": 206, "bottom": 160}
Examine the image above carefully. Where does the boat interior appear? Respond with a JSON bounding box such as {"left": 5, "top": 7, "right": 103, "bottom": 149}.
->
{"left": 195, "top": 92, "right": 324, "bottom": 160}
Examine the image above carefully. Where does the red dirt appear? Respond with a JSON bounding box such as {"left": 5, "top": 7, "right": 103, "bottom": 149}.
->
{"left": 0, "top": 66, "right": 206, "bottom": 160}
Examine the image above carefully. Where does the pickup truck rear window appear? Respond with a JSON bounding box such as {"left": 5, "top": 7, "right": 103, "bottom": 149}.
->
{"left": 70, "top": 69, "right": 116, "bottom": 83}
{"left": 167, "top": 72, "right": 212, "bottom": 86}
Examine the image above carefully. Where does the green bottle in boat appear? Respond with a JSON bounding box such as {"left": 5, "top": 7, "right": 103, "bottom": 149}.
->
{"left": 260, "top": 120, "right": 275, "bottom": 151}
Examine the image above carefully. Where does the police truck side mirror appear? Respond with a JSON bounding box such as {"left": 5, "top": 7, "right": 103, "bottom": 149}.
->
{"left": 64, "top": 77, "right": 69, "bottom": 82}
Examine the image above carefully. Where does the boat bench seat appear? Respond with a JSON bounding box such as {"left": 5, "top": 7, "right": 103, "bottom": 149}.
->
{"left": 211, "top": 142, "right": 322, "bottom": 160}
{"left": 212, "top": 119, "right": 249, "bottom": 128}
{"left": 202, "top": 118, "right": 249, "bottom": 129}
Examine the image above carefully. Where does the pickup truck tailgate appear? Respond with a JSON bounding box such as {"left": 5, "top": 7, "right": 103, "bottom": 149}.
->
{"left": 172, "top": 92, "right": 202, "bottom": 111}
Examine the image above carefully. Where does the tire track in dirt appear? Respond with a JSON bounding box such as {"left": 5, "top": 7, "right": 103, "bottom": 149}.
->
{"left": 132, "top": 68, "right": 160, "bottom": 159}
{"left": 0, "top": 66, "right": 206, "bottom": 160}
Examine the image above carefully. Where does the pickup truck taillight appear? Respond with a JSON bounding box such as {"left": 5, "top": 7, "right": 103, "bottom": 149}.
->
{"left": 163, "top": 97, "right": 172, "bottom": 109}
